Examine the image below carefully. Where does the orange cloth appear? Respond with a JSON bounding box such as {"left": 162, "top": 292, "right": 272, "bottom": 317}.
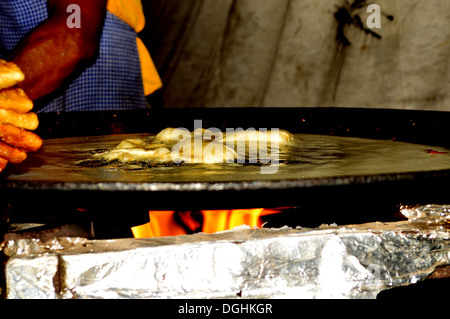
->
{"left": 107, "top": 0, "right": 162, "bottom": 95}
{"left": 107, "top": 0, "right": 145, "bottom": 33}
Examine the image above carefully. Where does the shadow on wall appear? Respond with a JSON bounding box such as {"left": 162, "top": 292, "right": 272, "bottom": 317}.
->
{"left": 141, "top": 0, "right": 450, "bottom": 111}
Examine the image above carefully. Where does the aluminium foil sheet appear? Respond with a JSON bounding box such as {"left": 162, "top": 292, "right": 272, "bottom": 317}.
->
{"left": 3, "top": 204, "right": 450, "bottom": 299}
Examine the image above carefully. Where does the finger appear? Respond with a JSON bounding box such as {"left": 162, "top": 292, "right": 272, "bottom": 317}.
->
{"left": 0, "top": 124, "right": 42, "bottom": 152}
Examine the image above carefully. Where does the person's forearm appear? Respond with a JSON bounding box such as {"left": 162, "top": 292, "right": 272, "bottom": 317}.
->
{"left": 8, "top": 0, "right": 107, "bottom": 102}
{"left": 10, "top": 19, "right": 95, "bottom": 101}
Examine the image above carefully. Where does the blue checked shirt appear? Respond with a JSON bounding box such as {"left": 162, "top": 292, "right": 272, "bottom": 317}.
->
{"left": 0, "top": 0, "right": 148, "bottom": 112}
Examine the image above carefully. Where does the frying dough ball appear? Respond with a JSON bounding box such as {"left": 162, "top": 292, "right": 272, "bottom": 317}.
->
{"left": 90, "top": 127, "right": 294, "bottom": 166}
{"left": 154, "top": 127, "right": 220, "bottom": 143}
{"left": 218, "top": 129, "right": 294, "bottom": 145}
{"left": 154, "top": 127, "right": 190, "bottom": 143}
{"left": 172, "top": 138, "right": 237, "bottom": 164}
{"left": 115, "top": 138, "right": 147, "bottom": 149}
{"left": 95, "top": 146, "right": 171, "bottom": 162}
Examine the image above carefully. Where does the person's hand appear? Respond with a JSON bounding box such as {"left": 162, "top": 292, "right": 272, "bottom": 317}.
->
{"left": 0, "top": 60, "right": 42, "bottom": 173}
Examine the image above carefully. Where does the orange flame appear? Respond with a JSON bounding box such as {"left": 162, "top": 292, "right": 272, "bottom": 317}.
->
{"left": 132, "top": 208, "right": 284, "bottom": 238}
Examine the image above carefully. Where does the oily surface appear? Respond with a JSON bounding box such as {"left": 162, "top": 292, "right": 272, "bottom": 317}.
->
{"left": 2, "top": 133, "right": 450, "bottom": 191}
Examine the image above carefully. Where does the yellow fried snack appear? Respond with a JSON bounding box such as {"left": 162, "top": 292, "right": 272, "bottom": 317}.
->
{"left": 0, "top": 141, "right": 27, "bottom": 164}
{"left": 0, "top": 157, "right": 7, "bottom": 173}
{"left": 0, "top": 60, "right": 25, "bottom": 90}
{"left": 0, "top": 123, "right": 43, "bottom": 152}
{"left": 0, "top": 108, "right": 39, "bottom": 131}
{"left": 0, "top": 87, "right": 33, "bottom": 113}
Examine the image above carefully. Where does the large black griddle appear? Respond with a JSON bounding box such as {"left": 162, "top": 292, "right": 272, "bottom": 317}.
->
{"left": 2, "top": 108, "right": 450, "bottom": 227}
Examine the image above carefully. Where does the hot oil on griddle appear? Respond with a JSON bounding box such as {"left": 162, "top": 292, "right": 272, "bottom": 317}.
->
{"left": 4, "top": 133, "right": 450, "bottom": 186}
{"left": 71, "top": 134, "right": 450, "bottom": 183}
